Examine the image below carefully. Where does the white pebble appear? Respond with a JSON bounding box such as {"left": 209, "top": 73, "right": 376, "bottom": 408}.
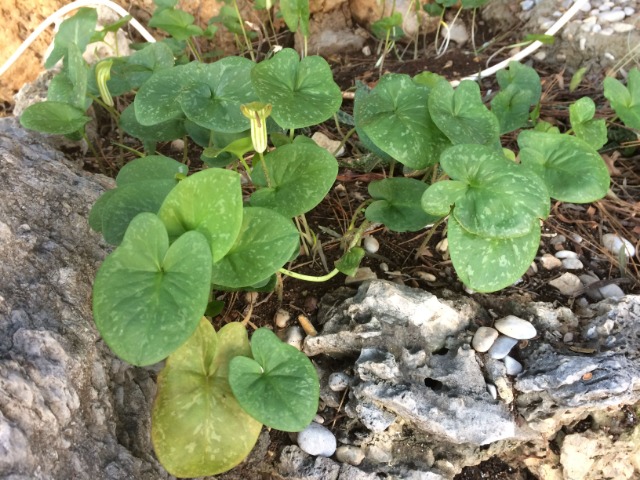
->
{"left": 379, "top": 262, "right": 389, "bottom": 273}
{"left": 550, "top": 235, "right": 566, "bottom": 245}
{"left": 591, "top": 23, "right": 602, "bottom": 33}
{"left": 624, "top": 7, "right": 635, "bottom": 16}
{"left": 613, "top": 23, "right": 635, "bottom": 33}
{"left": 488, "top": 335, "right": 519, "bottom": 359}
{"left": 441, "top": 22, "right": 469, "bottom": 46}
{"left": 363, "top": 236, "right": 379, "bottom": 254}
{"left": 328, "top": 372, "right": 352, "bottom": 392}
{"left": 571, "top": 234, "right": 583, "bottom": 244}
{"left": 539, "top": 253, "right": 562, "bottom": 270}
{"left": 170, "top": 139, "right": 185, "bottom": 152}
{"left": 275, "top": 308, "right": 291, "bottom": 328}
{"left": 335, "top": 445, "right": 365, "bottom": 466}
{"left": 297, "top": 423, "right": 337, "bottom": 457}
{"left": 549, "top": 272, "right": 583, "bottom": 296}
{"left": 580, "top": 2, "right": 592, "bottom": 12}
{"left": 504, "top": 356, "right": 524, "bottom": 376}
{"left": 362, "top": 45, "right": 372, "bottom": 56}
{"left": 555, "top": 250, "right": 578, "bottom": 259}
{"left": 599, "top": 284, "right": 625, "bottom": 298}
{"left": 487, "top": 383, "right": 497, "bottom": 399}
{"left": 436, "top": 238, "right": 448, "bottom": 254}
{"left": 284, "top": 326, "right": 304, "bottom": 350}
{"left": 603, "top": 233, "right": 636, "bottom": 258}
{"left": 417, "top": 271, "right": 437, "bottom": 282}
{"left": 562, "top": 258, "right": 584, "bottom": 270}
{"left": 521, "top": 0, "right": 535, "bottom": 11}
{"left": 494, "top": 315, "right": 537, "bottom": 340}
{"left": 563, "top": 332, "right": 574, "bottom": 343}
{"left": 472, "top": 327, "right": 499, "bottom": 353}
{"left": 599, "top": 27, "right": 615, "bottom": 35}
{"left": 534, "top": 51, "right": 547, "bottom": 61}
{"left": 312, "top": 131, "right": 344, "bottom": 157}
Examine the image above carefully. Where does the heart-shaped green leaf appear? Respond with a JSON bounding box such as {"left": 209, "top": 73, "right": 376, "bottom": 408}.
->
{"left": 134, "top": 62, "right": 200, "bottom": 125}
{"left": 279, "top": 0, "right": 310, "bottom": 35}
{"left": 491, "top": 84, "right": 533, "bottom": 134}
{"left": 180, "top": 57, "right": 256, "bottom": 133}
{"left": 429, "top": 80, "right": 500, "bottom": 147}
{"left": 149, "top": 6, "right": 204, "bottom": 40}
{"left": 210, "top": 207, "right": 299, "bottom": 288}
{"left": 229, "top": 328, "right": 319, "bottom": 431}
{"left": 421, "top": 180, "right": 468, "bottom": 217}
{"left": 353, "top": 82, "right": 394, "bottom": 163}
{"left": 250, "top": 142, "right": 338, "bottom": 217}
{"left": 569, "top": 97, "right": 607, "bottom": 150}
{"left": 335, "top": 247, "right": 365, "bottom": 276}
{"left": 20, "top": 101, "right": 91, "bottom": 135}
{"left": 365, "top": 178, "right": 442, "bottom": 232}
{"left": 441, "top": 144, "right": 549, "bottom": 238}
{"left": 355, "top": 74, "right": 450, "bottom": 169}
{"left": 158, "top": 168, "right": 243, "bottom": 262}
{"left": 152, "top": 319, "right": 262, "bottom": 477}
{"left": 604, "top": 67, "right": 640, "bottom": 130}
{"left": 518, "top": 130, "right": 610, "bottom": 203}
{"left": 93, "top": 213, "right": 212, "bottom": 366}
{"left": 448, "top": 216, "right": 540, "bottom": 292}
{"left": 495, "top": 61, "right": 541, "bottom": 106}
{"left": 90, "top": 156, "right": 185, "bottom": 244}
{"left": 45, "top": 7, "right": 97, "bottom": 68}
{"left": 119, "top": 103, "right": 186, "bottom": 143}
{"left": 251, "top": 48, "right": 342, "bottom": 129}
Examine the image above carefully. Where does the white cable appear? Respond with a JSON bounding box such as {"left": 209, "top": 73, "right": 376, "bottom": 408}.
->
{"left": 450, "top": 0, "right": 589, "bottom": 86}
{"left": 0, "top": 0, "right": 155, "bottom": 78}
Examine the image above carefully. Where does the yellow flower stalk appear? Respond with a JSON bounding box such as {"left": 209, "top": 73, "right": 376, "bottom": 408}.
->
{"left": 95, "top": 59, "right": 114, "bottom": 107}
{"left": 241, "top": 102, "right": 272, "bottom": 154}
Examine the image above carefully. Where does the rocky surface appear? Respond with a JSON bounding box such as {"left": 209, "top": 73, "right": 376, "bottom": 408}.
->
{"left": 302, "top": 280, "right": 640, "bottom": 479}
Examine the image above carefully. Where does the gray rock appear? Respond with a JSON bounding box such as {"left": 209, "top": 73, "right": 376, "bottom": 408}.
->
{"left": 494, "top": 315, "right": 537, "bottom": 340}
{"left": 599, "top": 284, "right": 625, "bottom": 298}
{"left": 279, "top": 445, "right": 340, "bottom": 480}
{"left": 599, "top": 9, "right": 626, "bottom": 22}
{"left": 297, "top": 423, "right": 337, "bottom": 457}
{"left": 328, "top": 372, "right": 352, "bottom": 392}
{"left": 549, "top": 272, "right": 583, "bottom": 296}
{"left": 555, "top": 250, "right": 578, "bottom": 259}
{"left": 488, "top": 335, "right": 519, "bottom": 359}
{"left": 471, "top": 326, "right": 499, "bottom": 352}
{"left": 562, "top": 258, "right": 584, "bottom": 270}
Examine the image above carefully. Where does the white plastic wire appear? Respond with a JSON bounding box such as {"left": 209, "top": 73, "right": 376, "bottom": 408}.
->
{"left": 450, "top": 0, "right": 589, "bottom": 86}
{"left": 0, "top": 0, "right": 155, "bottom": 78}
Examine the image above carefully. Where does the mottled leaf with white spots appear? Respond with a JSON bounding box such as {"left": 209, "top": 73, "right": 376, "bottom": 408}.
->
{"left": 229, "top": 328, "right": 319, "bottom": 431}
{"left": 93, "top": 213, "right": 212, "bottom": 366}
{"left": 448, "top": 216, "right": 540, "bottom": 292}
{"left": 152, "top": 320, "right": 261, "bottom": 477}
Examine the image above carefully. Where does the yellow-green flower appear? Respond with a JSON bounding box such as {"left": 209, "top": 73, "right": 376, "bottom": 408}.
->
{"left": 241, "top": 102, "right": 272, "bottom": 154}
{"left": 95, "top": 59, "right": 114, "bottom": 107}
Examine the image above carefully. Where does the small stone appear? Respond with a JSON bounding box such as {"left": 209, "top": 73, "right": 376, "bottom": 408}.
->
{"left": 284, "top": 326, "right": 304, "bottom": 350}
{"left": 416, "top": 271, "right": 437, "bottom": 282}
{"left": 599, "top": 27, "right": 614, "bottom": 35}
{"left": 624, "top": 7, "right": 635, "bottom": 16}
{"left": 275, "top": 308, "right": 291, "bottom": 328}
{"left": 527, "top": 261, "right": 538, "bottom": 274}
{"left": 363, "top": 236, "right": 379, "bottom": 254}
{"left": 571, "top": 234, "right": 583, "bottom": 244}
{"left": 379, "top": 262, "right": 389, "bottom": 273}
{"left": 521, "top": 0, "right": 535, "bottom": 11}
{"left": 504, "top": 356, "right": 524, "bottom": 376}
{"left": 487, "top": 383, "right": 497, "bottom": 399}
{"left": 334, "top": 183, "right": 347, "bottom": 197}
{"left": 591, "top": 23, "right": 602, "bottom": 33}
{"left": 599, "top": 284, "right": 625, "bottom": 298}
{"left": 579, "top": 1, "right": 592, "bottom": 12}
{"left": 345, "top": 267, "right": 377, "bottom": 286}
{"left": 534, "top": 51, "right": 547, "bottom": 61}
{"left": 436, "top": 238, "right": 448, "bottom": 254}
{"left": 472, "top": 327, "right": 499, "bottom": 353}
{"left": 550, "top": 234, "right": 566, "bottom": 245}
{"left": 362, "top": 45, "right": 372, "bottom": 56}
{"left": 335, "top": 445, "right": 365, "bottom": 466}
{"left": 488, "top": 335, "right": 519, "bottom": 359}
{"left": 314, "top": 414, "right": 325, "bottom": 424}
{"left": 563, "top": 332, "right": 574, "bottom": 343}
{"left": 366, "top": 445, "right": 393, "bottom": 464}
{"left": 555, "top": 250, "right": 578, "bottom": 259}
{"left": 539, "top": 253, "right": 562, "bottom": 270}
{"left": 328, "top": 372, "right": 352, "bottom": 392}
{"left": 441, "top": 21, "right": 469, "bottom": 46}
{"left": 297, "top": 423, "right": 337, "bottom": 457}
{"left": 602, "top": 233, "right": 636, "bottom": 258}
{"left": 549, "top": 272, "right": 583, "bottom": 296}
{"left": 599, "top": 10, "right": 625, "bottom": 22}
{"left": 170, "top": 138, "right": 185, "bottom": 151}
{"left": 494, "top": 315, "right": 537, "bottom": 340}
{"left": 311, "top": 131, "right": 344, "bottom": 157}
{"left": 464, "top": 286, "right": 476, "bottom": 295}
{"left": 612, "top": 22, "right": 635, "bottom": 33}
{"left": 244, "top": 291, "right": 258, "bottom": 303}
{"left": 562, "top": 258, "right": 584, "bottom": 270}
{"left": 494, "top": 377, "right": 514, "bottom": 403}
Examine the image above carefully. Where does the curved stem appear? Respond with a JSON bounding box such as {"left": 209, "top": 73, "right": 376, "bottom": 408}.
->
{"left": 257, "top": 151, "right": 272, "bottom": 187}
{"left": 279, "top": 267, "right": 340, "bottom": 282}
{"left": 232, "top": 0, "right": 255, "bottom": 61}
